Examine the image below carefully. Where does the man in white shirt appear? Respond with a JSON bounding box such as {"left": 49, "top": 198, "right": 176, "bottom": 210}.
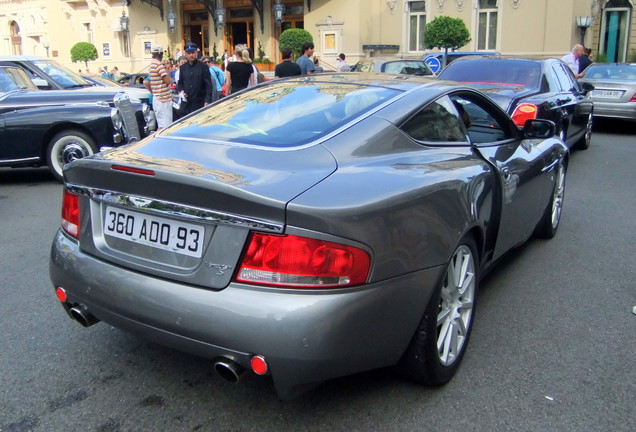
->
{"left": 561, "top": 44, "right": 585, "bottom": 78}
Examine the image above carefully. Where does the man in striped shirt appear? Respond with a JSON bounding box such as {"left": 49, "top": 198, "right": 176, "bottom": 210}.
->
{"left": 149, "top": 45, "right": 173, "bottom": 129}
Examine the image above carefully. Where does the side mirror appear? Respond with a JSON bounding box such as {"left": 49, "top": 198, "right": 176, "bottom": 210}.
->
{"left": 580, "top": 82, "right": 595, "bottom": 93}
{"left": 523, "top": 119, "right": 556, "bottom": 139}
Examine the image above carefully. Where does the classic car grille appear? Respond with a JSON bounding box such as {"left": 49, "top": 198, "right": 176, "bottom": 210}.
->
{"left": 114, "top": 94, "right": 141, "bottom": 142}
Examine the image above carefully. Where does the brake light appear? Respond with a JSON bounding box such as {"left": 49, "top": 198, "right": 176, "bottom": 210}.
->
{"left": 236, "top": 233, "right": 370, "bottom": 288}
{"left": 630, "top": 93, "right": 636, "bottom": 102}
{"left": 61, "top": 190, "right": 80, "bottom": 238}
{"left": 511, "top": 103, "right": 538, "bottom": 127}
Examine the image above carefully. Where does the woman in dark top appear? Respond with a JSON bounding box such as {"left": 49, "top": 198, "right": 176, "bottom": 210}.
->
{"left": 225, "top": 44, "right": 255, "bottom": 95}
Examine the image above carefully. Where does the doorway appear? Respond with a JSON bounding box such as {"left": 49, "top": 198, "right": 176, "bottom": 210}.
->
{"left": 183, "top": 9, "right": 209, "bottom": 56}
{"left": 600, "top": 2, "right": 632, "bottom": 62}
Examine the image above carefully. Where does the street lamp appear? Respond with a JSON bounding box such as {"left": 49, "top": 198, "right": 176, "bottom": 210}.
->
{"left": 273, "top": 0, "right": 285, "bottom": 26}
{"left": 120, "top": 11, "right": 129, "bottom": 32}
{"left": 214, "top": 0, "right": 226, "bottom": 35}
{"left": 576, "top": 16, "right": 594, "bottom": 45}
{"left": 120, "top": 0, "right": 129, "bottom": 33}
{"left": 167, "top": 8, "right": 177, "bottom": 32}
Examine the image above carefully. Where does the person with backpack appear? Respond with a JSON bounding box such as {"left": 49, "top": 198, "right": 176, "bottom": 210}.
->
{"left": 202, "top": 56, "right": 225, "bottom": 101}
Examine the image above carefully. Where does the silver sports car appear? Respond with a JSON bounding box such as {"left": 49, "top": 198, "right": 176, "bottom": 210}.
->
{"left": 50, "top": 73, "right": 568, "bottom": 399}
{"left": 580, "top": 63, "right": 636, "bottom": 121}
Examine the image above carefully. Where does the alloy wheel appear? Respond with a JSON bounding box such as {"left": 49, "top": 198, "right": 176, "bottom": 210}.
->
{"left": 437, "top": 245, "right": 476, "bottom": 366}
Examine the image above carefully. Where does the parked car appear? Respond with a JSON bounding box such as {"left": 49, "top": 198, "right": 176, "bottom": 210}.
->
{"left": 438, "top": 56, "right": 594, "bottom": 149}
{"left": 117, "top": 72, "right": 149, "bottom": 87}
{"left": 82, "top": 74, "right": 152, "bottom": 101}
{"left": 350, "top": 57, "right": 435, "bottom": 76}
{"left": 422, "top": 51, "right": 500, "bottom": 74}
{"left": 0, "top": 56, "right": 150, "bottom": 101}
{"left": 0, "top": 65, "right": 156, "bottom": 180}
{"left": 50, "top": 73, "right": 568, "bottom": 400}
{"left": 579, "top": 62, "right": 636, "bottom": 121}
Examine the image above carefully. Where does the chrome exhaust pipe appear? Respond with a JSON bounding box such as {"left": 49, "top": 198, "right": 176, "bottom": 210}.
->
{"left": 69, "top": 305, "right": 100, "bottom": 327}
{"left": 214, "top": 359, "right": 245, "bottom": 384}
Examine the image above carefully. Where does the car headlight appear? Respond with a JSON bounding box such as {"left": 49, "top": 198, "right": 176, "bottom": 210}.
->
{"left": 111, "top": 108, "right": 123, "bottom": 130}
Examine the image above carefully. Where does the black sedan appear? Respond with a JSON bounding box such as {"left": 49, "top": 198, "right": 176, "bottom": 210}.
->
{"left": 438, "top": 56, "right": 594, "bottom": 149}
{"left": 0, "top": 66, "right": 156, "bottom": 180}
{"left": 50, "top": 73, "right": 568, "bottom": 399}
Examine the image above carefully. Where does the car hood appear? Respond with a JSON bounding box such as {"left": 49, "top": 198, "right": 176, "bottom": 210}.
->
{"left": 0, "top": 87, "right": 149, "bottom": 106}
{"left": 64, "top": 135, "right": 338, "bottom": 225}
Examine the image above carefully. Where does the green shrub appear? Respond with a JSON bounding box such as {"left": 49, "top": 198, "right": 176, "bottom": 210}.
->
{"left": 279, "top": 28, "right": 313, "bottom": 59}
{"left": 70, "top": 42, "right": 98, "bottom": 69}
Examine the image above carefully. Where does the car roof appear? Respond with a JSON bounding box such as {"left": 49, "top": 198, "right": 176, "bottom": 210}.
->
{"left": 0, "top": 56, "right": 47, "bottom": 61}
{"left": 424, "top": 51, "right": 499, "bottom": 58}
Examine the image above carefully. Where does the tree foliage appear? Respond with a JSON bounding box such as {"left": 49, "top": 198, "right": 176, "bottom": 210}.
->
{"left": 70, "top": 42, "right": 98, "bottom": 69}
{"left": 279, "top": 28, "right": 313, "bottom": 59}
{"left": 423, "top": 16, "right": 471, "bottom": 66}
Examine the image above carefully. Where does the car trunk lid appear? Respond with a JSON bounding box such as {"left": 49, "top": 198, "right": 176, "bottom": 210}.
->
{"left": 64, "top": 136, "right": 337, "bottom": 289}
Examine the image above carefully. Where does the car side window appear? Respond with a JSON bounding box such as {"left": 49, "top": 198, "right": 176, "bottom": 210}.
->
{"left": 401, "top": 95, "right": 469, "bottom": 143}
{"left": 553, "top": 64, "right": 577, "bottom": 92}
{"left": 448, "top": 94, "right": 512, "bottom": 144}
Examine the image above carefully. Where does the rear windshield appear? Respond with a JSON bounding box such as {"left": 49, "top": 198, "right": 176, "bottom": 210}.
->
{"left": 440, "top": 60, "right": 542, "bottom": 88}
{"left": 382, "top": 61, "right": 434, "bottom": 76}
{"left": 584, "top": 64, "right": 636, "bottom": 80}
{"left": 164, "top": 82, "right": 400, "bottom": 147}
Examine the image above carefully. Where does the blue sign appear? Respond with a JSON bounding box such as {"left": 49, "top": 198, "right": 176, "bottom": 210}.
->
{"left": 425, "top": 57, "right": 441, "bottom": 74}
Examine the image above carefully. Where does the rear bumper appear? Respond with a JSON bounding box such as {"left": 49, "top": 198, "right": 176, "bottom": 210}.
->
{"left": 591, "top": 100, "right": 636, "bottom": 120}
{"left": 50, "top": 230, "right": 443, "bottom": 399}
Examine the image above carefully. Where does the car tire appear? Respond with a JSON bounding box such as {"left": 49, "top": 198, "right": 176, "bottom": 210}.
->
{"left": 576, "top": 113, "right": 593, "bottom": 150}
{"left": 536, "top": 161, "right": 566, "bottom": 239}
{"left": 399, "top": 236, "right": 478, "bottom": 386}
{"left": 47, "top": 130, "right": 97, "bottom": 182}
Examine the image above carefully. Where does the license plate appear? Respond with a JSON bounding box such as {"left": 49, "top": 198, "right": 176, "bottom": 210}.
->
{"left": 104, "top": 206, "right": 205, "bottom": 258}
{"left": 592, "top": 89, "right": 623, "bottom": 98}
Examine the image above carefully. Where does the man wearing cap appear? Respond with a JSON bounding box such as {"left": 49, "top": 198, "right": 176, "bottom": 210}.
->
{"left": 149, "top": 45, "right": 173, "bottom": 129}
{"left": 177, "top": 41, "right": 213, "bottom": 115}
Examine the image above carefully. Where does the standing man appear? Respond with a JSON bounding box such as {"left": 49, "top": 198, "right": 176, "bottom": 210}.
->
{"left": 296, "top": 42, "right": 315, "bottom": 75}
{"left": 336, "top": 53, "right": 350, "bottom": 72}
{"left": 149, "top": 46, "right": 173, "bottom": 130}
{"left": 177, "top": 42, "right": 213, "bottom": 115}
{"left": 275, "top": 47, "right": 301, "bottom": 78}
{"left": 561, "top": 44, "right": 585, "bottom": 78}
{"left": 202, "top": 56, "right": 224, "bottom": 102}
{"left": 578, "top": 47, "right": 593, "bottom": 74}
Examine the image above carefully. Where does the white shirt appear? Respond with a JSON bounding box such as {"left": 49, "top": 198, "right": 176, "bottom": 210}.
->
{"left": 561, "top": 52, "right": 579, "bottom": 75}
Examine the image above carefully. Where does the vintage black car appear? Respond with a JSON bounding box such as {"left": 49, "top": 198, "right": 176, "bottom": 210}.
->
{"left": 0, "top": 66, "right": 156, "bottom": 180}
{"left": 438, "top": 56, "right": 594, "bottom": 150}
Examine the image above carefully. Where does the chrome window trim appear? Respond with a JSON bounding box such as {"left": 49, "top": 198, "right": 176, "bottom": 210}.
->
{"left": 66, "top": 184, "right": 284, "bottom": 233}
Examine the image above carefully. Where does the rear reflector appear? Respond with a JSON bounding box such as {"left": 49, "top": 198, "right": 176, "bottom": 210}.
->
{"left": 251, "top": 356, "right": 268, "bottom": 375}
{"left": 511, "top": 103, "right": 538, "bottom": 127}
{"left": 61, "top": 190, "right": 80, "bottom": 238}
{"left": 111, "top": 164, "right": 155, "bottom": 176}
{"left": 236, "top": 233, "right": 370, "bottom": 288}
{"left": 56, "top": 287, "right": 67, "bottom": 302}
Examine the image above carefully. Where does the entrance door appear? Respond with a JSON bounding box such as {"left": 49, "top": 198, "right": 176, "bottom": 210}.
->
{"left": 600, "top": 2, "right": 632, "bottom": 62}
{"left": 184, "top": 9, "right": 209, "bottom": 56}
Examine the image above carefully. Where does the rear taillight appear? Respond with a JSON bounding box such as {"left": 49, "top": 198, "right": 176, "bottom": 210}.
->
{"left": 511, "top": 103, "right": 538, "bottom": 127}
{"left": 235, "top": 233, "right": 371, "bottom": 288}
{"left": 61, "top": 190, "right": 80, "bottom": 238}
{"left": 630, "top": 93, "right": 636, "bottom": 102}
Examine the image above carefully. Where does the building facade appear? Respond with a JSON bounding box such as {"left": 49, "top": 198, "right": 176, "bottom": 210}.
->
{"left": 0, "top": 0, "right": 633, "bottom": 74}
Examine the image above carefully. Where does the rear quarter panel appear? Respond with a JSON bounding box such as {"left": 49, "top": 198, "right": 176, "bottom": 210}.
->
{"left": 288, "top": 116, "right": 494, "bottom": 282}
